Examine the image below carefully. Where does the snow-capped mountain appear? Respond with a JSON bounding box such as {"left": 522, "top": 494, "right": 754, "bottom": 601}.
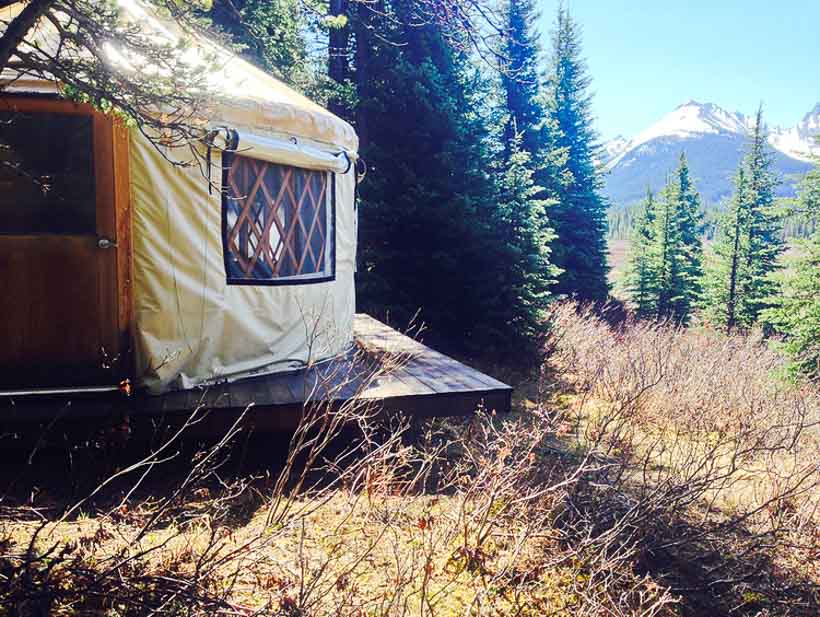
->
{"left": 603, "top": 101, "right": 819, "bottom": 207}
{"left": 769, "top": 103, "right": 820, "bottom": 161}
{"left": 602, "top": 134, "right": 629, "bottom": 162}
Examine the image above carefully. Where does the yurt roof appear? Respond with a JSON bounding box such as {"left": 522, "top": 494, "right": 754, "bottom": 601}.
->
{"left": 0, "top": 0, "right": 357, "bottom": 152}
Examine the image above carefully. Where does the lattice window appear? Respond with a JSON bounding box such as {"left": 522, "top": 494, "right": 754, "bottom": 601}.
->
{"left": 222, "top": 154, "right": 334, "bottom": 284}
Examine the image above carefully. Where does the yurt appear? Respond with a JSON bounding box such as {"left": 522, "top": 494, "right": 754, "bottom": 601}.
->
{"left": 0, "top": 0, "right": 512, "bottom": 424}
{"left": 0, "top": 0, "right": 359, "bottom": 395}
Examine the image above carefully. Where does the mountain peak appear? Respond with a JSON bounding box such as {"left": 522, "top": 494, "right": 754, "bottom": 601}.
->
{"left": 802, "top": 102, "right": 820, "bottom": 124}
{"left": 676, "top": 100, "right": 730, "bottom": 114}
{"left": 603, "top": 101, "right": 820, "bottom": 207}
{"left": 603, "top": 101, "right": 749, "bottom": 169}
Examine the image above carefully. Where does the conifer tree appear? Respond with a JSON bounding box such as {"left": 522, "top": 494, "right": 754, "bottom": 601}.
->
{"left": 627, "top": 155, "right": 703, "bottom": 323}
{"left": 763, "top": 152, "right": 820, "bottom": 381}
{"left": 671, "top": 153, "right": 704, "bottom": 319}
{"left": 500, "top": 0, "right": 566, "bottom": 199}
{"left": 624, "top": 187, "right": 657, "bottom": 318}
{"left": 544, "top": 7, "right": 609, "bottom": 302}
{"left": 489, "top": 134, "right": 559, "bottom": 349}
{"left": 354, "top": 0, "right": 501, "bottom": 349}
{"left": 501, "top": 0, "right": 544, "bottom": 156}
{"left": 210, "top": 0, "right": 313, "bottom": 89}
{"left": 651, "top": 177, "right": 685, "bottom": 321}
{"left": 703, "top": 170, "right": 749, "bottom": 331}
{"left": 765, "top": 230, "right": 820, "bottom": 381}
{"left": 490, "top": 0, "right": 564, "bottom": 352}
{"left": 703, "top": 108, "right": 784, "bottom": 332}
{"left": 738, "top": 108, "right": 784, "bottom": 321}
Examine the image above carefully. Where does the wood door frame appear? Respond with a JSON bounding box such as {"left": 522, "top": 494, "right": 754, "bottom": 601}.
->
{"left": 0, "top": 95, "right": 134, "bottom": 379}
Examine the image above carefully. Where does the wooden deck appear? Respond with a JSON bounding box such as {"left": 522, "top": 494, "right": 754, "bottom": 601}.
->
{"left": 0, "top": 315, "right": 512, "bottom": 430}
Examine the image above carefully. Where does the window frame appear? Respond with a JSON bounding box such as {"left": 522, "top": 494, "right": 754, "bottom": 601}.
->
{"left": 220, "top": 151, "right": 337, "bottom": 287}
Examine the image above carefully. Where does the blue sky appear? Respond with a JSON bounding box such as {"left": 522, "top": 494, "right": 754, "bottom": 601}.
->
{"left": 534, "top": 1, "right": 820, "bottom": 139}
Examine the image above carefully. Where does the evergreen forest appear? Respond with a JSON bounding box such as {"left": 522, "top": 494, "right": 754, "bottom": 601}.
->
{"left": 207, "top": 0, "right": 816, "bottom": 380}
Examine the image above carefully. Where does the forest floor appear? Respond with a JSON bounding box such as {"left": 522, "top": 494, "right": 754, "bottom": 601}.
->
{"left": 0, "top": 393, "right": 676, "bottom": 616}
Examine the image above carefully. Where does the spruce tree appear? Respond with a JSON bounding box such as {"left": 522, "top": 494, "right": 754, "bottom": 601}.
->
{"left": 703, "top": 108, "right": 784, "bottom": 332}
{"left": 544, "top": 7, "right": 609, "bottom": 302}
{"left": 490, "top": 0, "right": 564, "bottom": 352}
{"left": 738, "top": 108, "right": 784, "bottom": 322}
{"left": 626, "top": 155, "right": 703, "bottom": 323}
{"left": 651, "top": 176, "right": 685, "bottom": 321}
{"left": 500, "top": 0, "right": 566, "bottom": 201}
{"left": 763, "top": 152, "right": 820, "bottom": 381}
{"left": 703, "top": 170, "right": 749, "bottom": 331}
{"left": 489, "top": 134, "right": 559, "bottom": 350}
{"left": 765, "top": 231, "right": 820, "bottom": 381}
{"left": 354, "top": 0, "right": 501, "bottom": 349}
{"left": 501, "top": 0, "right": 544, "bottom": 156}
{"left": 624, "top": 187, "right": 658, "bottom": 318}
{"left": 671, "top": 153, "right": 704, "bottom": 319}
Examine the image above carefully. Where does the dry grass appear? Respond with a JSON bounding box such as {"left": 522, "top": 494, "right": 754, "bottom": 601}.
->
{"left": 0, "top": 409, "right": 676, "bottom": 616}
{"left": 547, "top": 303, "right": 819, "bottom": 613}
{"left": 1, "top": 305, "right": 818, "bottom": 616}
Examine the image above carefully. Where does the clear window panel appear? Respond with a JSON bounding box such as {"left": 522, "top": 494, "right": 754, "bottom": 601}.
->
{"left": 223, "top": 153, "right": 333, "bottom": 284}
{"left": 0, "top": 111, "right": 96, "bottom": 235}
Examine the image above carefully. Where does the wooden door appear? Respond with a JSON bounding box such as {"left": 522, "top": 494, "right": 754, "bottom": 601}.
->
{"left": 0, "top": 99, "right": 125, "bottom": 388}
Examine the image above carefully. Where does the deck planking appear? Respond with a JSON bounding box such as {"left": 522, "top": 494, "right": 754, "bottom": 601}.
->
{"left": 0, "top": 315, "right": 512, "bottom": 426}
{"left": 150, "top": 314, "right": 511, "bottom": 418}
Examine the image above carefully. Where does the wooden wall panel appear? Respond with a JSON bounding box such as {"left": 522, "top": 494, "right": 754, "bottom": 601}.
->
{"left": 0, "top": 96, "right": 133, "bottom": 387}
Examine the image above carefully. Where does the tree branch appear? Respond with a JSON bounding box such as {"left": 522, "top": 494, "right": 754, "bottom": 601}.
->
{"left": 0, "top": 0, "right": 56, "bottom": 73}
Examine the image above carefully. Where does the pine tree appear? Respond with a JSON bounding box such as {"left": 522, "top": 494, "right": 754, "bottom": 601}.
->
{"left": 489, "top": 134, "right": 559, "bottom": 349}
{"left": 544, "top": 6, "right": 609, "bottom": 302}
{"left": 703, "top": 108, "right": 784, "bottom": 332}
{"left": 670, "top": 153, "right": 704, "bottom": 319}
{"left": 703, "top": 170, "right": 748, "bottom": 330}
{"left": 738, "top": 108, "right": 784, "bottom": 323}
{"left": 763, "top": 152, "right": 820, "bottom": 381}
{"left": 326, "top": 0, "right": 353, "bottom": 117}
{"left": 354, "top": 0, "right": 501, "bottom": 349}
{"left": 500, "top": 0, "right": 566, "bottom": 200}
{"left": 651, "top": 177, "right": 685, "bottom": 320}
{"left": 765, "top": 231, "right": 820, "bottom": 381}
{"left": 490, "top": 0, "right": 563, "bottom": 352}
{"left": 626, "top": 155, "right": 703, "bottom": 323}
{"left": 501, "top": 0, "right": 544, "bottom": 156}
{"left": 209, "top": 0, "right": 313, "bottom": 90}
{"left": 624, "top": 187, "right": 657, "bottom": 318}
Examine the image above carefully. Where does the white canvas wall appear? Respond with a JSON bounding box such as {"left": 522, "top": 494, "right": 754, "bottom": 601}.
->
{"left": 130, "top": 131, "right": 357, "bottom": 393}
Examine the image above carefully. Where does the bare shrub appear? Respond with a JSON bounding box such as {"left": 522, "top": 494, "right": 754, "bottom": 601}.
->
{"left": 0, "top": 341, "right": 407, "bottom": 609}
{"left": 546, "top": 302, "right": 820, "bottom": 615}
{"left": 0, "top": 334, "right": 681, "bottom": 616}
{"left": 8, "top": 306, "right": 813, "bottom": 615}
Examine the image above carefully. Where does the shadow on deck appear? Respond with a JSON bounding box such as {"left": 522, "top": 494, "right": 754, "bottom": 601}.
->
{"left": 0, "top": 315, "right": 512, "bottom": 432}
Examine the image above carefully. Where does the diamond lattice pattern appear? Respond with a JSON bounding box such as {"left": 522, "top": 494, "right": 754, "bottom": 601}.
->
{"left": 224, "top": 155, "right": 330, "bottom": 281}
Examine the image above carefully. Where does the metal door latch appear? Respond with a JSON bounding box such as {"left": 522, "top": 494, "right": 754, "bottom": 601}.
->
{"left": 97, "top": 237, "right": 118, "bottom": 249}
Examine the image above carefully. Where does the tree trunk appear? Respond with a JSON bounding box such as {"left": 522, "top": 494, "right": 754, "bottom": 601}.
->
{"left": 726, "top": 208, "right": 742, "bottom": 334}
{"left": 327, "top": 0, "right": 350, "bottom": 117}
{"left": 353, "top": 0, "right": 375, "bottom": 148}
